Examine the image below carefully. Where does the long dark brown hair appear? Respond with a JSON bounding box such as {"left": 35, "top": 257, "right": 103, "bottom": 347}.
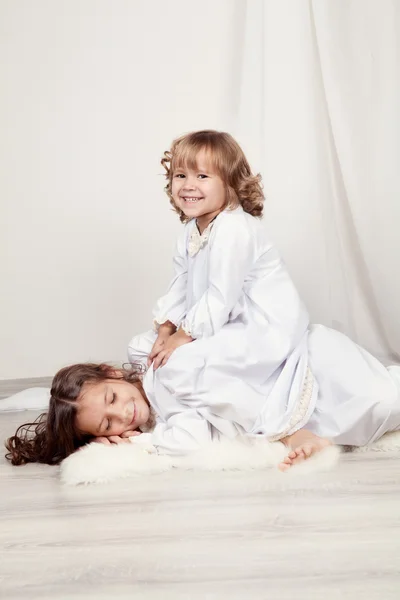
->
{"left": 5, "top": 363, "right": 144, "bottom": 466}
{"left": 161, "top": 130, "right": 264, "bottom": 222}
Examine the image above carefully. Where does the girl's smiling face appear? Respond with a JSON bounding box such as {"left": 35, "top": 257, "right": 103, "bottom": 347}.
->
{"left": 171, "top": 149, "right": 226, "bottom": 231}
{"left": 75, "top": 378, "right": 150, "bottom": 437}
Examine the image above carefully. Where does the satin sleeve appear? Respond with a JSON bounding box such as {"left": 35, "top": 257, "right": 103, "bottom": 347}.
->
{"left": 149, "top": 411, "right": 214, "bottom": 455}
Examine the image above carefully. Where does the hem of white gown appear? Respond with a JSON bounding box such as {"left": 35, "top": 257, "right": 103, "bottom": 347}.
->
{"left": 266, "top": 367, "right": 317, "bottom": 442}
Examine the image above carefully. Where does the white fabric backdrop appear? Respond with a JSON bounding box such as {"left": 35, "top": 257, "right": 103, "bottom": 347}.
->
{"left": 1, "top": 0, "right": 399, "bottom": 378}
{"left": 234, "top": 0, "right": 400, "bottom": 363}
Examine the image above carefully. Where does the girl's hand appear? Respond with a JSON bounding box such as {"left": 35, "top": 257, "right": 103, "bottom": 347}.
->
{"left": 93, "top": 431, "right": 142, "bottom": 445}
{"left": 153, "top": 328, "right": 193, "bottom": 370}
{"left": 148, "top": 321, "right": 176, "bottom": 367}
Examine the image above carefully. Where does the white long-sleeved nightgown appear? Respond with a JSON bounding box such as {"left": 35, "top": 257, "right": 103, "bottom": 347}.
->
{"left": 128, "top": 206, "right": 400, "bottom": 455}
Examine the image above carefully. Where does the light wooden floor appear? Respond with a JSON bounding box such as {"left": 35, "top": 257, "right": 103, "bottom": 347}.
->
{"left": 1, "top": 380, "right": 400, "bottom": 599}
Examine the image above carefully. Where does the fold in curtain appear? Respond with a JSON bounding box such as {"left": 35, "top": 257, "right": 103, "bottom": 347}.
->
{"left": 233, "top": 0, "right": 400, "bottom": 362}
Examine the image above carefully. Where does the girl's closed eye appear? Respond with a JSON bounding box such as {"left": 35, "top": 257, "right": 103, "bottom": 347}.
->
{"left": 106, "top": 418, "right": 111, "bottom": 431}
{"left": 110, "top": 393, "right": 116, "bottom": 404}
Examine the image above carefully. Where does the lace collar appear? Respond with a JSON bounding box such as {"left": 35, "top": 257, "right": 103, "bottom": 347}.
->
{"left": 188, "top": 219, "right": 216, "bottom": 257}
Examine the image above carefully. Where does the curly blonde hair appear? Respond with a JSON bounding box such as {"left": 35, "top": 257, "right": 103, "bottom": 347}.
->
{"left": 161, "top": 130, "right": 264, "bottom": 222}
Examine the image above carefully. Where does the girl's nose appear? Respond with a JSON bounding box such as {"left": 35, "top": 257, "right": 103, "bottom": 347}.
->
{"left": 183, "top": 176, "right": 197, "bottom": 190}
{"left": 108, "top": 406, "right": 124, "bottom": 422}
{"left": 108, "top": 405, "right": 132, "bottom": 424}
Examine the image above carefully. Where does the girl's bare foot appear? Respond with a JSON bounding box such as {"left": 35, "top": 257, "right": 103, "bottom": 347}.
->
{"left": 278, "top": 429, "right": 332, "bottom": 472}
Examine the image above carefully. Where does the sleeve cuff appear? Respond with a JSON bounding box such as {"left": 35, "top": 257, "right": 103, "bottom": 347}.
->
{"left": 180, "top": 319, "right": 196, "bottom": 339}
{"left": 153, "top": 317, "right": 181, "bottom": 332}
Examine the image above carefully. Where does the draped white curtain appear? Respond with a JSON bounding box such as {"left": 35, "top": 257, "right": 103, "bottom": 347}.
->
{"left": 1, "top": 0, "right": 399, "bottom": 378}
{"left": 233, "top": 0, "right": 400, "bottom": 363}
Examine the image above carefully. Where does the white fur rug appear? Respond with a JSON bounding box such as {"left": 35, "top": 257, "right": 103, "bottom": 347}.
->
{"left": 60, "top": 430, "right": 400, "bottom": 485}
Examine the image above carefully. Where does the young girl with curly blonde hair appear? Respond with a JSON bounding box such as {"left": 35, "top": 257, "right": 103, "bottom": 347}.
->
{"left": 126, "top": 129, "right": 400, "bottom": 467}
